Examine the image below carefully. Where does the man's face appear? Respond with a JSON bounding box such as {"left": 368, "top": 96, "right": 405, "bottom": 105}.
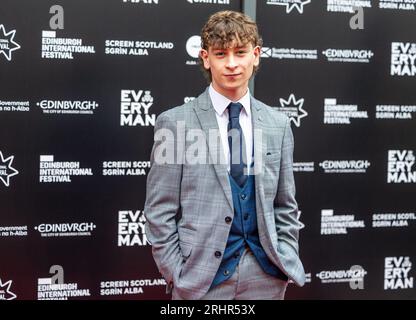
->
{"left": 200, "top": 41, "right": 260, "bottom": 97}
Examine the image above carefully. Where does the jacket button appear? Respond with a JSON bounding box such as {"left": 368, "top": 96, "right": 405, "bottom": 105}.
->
{"left": 223, "top": 270, "right": 230, "bottom": 276}
{"left": 215, "top": 251, "right": 222, "bottom": 258}
{"left": 241, "top": 194, "right": 246, "bottom": 200}
{"left": 225, "top": 216, "right": 232, "bottom": 224}
{"left": 244, "top": 213, "right": 249, "bottom": 220}
{"left": 234, "top": 252, "right": 240, "bottom": 259}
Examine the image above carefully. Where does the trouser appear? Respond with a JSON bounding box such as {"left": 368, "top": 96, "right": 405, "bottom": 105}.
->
{"left": 172, "top": 246, "right": 288, "bottom": 300}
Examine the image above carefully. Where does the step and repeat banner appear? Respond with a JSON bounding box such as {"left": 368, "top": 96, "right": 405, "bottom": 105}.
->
{"left": 255, "top": 0, "right": 416, "bottom": 299}
{"left": 0, "top": 0, "right": 415, "bottom": 300}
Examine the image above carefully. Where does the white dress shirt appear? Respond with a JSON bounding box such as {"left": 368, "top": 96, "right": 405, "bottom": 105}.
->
{"left": 209, "top": 84, "right": 253, "bottom": 175}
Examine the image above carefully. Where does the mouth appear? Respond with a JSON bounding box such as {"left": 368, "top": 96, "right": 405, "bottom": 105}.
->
{"left": 224, "top": 73, "right": 241, "bottom": 77}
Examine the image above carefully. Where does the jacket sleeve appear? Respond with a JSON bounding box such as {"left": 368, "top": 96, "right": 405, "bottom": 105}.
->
{"left": 144, "top": 111, "right": 183, "bottom": 286}
{"left": 273, "top": 116, "right": 302, "bottom": 256}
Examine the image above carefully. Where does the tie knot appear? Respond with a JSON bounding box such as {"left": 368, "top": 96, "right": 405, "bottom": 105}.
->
{"left": 228, "top": 102, "right": 243, "bottom": 119}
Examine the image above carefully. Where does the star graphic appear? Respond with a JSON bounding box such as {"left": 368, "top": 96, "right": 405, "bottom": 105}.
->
{"left": 0, "top": 279, "right": 17, "bottom": 300}
{"left": 0, "top": 151, "right": 19, "bottom": 187}
{"left": 0, "top": 24, "right": 21, "bottom": 61}
{"left": 279, "top": 94, "right": 308, "bottom": 127}
{"left": 267, "top": 0, "right": 311, "bottom": 14}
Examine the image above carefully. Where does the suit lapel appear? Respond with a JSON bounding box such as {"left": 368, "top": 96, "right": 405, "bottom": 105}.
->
{"left": 251, "top": 98, "right": 281, "bottom": 265}
{"left": 251, "top": 97, "right": 266, "bottom": 195}
{"left": 193, "top": 89, "right": 234, "bottom": 212}
{"left": 192, "top": 90, "right": 268, "bottom": 215}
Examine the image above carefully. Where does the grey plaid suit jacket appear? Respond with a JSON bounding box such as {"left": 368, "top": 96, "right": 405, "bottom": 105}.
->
{"left": 144, "top": 87, "right": 305, "bottom": 300}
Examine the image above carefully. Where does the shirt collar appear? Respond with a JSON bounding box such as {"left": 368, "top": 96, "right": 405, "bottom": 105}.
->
{"left": 209, "top": 84, "right": 251, "bottom": 117}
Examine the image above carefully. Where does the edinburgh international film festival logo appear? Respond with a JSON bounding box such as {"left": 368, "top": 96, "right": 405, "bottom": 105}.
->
{"left": 274, "top": 94, "right": 308, "bottom": 127}
{"left": 0, "top": 151, "right": 19, "bottom": 187}
{"left": 266, "top": 0, "right": 311, "bottom": 14}
{"left": 0, "top": 24, "right": 21, "bottom": 61}
{"left": 38, "top": 265, "right": 90, "bottom": 300}
{"left": 0, "top": 278, "right": 17, "bottom": 300}
{"left": 387, "top": 150, "right": 416, "bottom": 183}
{"left": 327, "top": 0, "right": 371, "bottom": 13}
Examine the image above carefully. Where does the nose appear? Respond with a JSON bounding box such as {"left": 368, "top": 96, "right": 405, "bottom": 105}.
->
{"left": 225, "top": 53, "right": 238, "bottom": 69}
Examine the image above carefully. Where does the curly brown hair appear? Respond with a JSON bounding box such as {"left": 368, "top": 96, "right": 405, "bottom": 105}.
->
{"left": 199, "top": 10, "right": 263, "bottom": 82}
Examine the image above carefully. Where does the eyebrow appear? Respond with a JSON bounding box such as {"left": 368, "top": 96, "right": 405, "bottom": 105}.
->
{"left": 212, "top": 45, "right": 249, "bottom": 51}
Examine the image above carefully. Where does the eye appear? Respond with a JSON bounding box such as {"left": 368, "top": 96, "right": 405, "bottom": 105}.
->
{"left": 215, "top": 52, "right": 225, "bottom": 56}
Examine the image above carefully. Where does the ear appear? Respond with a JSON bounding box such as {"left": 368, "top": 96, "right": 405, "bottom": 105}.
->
{"left": 253, "top": 46, "right": 261, "bottom": 67}
{"left": 200, "top": 49, "right": 210, "bottom": 70}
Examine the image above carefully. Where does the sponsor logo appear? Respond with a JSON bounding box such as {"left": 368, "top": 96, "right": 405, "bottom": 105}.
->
{"left": 321, "top": 209, "right": 365, "bottom": 235}
{"left": 384, "top": 257, "right": 413, "bottom": 290}
{"left": 0, "top": 100, "right": 30, "bottom": 112}
{"left": 0, "top": 151, "right": 19, "bottom": 187}
{"left": 380, "top": 0, "right": 416, "bottom": 11}
{"left": 266, "top": 0, "right": 311, "bottom": 14}
{"left": 327, "top": 0, "right": 372, "bottom": 13}
{"left": 261, "top": 46, "right": 318, "bottom": 60}
{"left": 122, "top": 0, "right": 159, "bottom": 4}
{"left": 319, "top": 160, "right": 370, "bottom": 173}
{"left": 316, "top": 267, "right": 367, "bottom": 284}
{"left": 322, "top": 49, "right": 374, "bottom": 63}
{"left": 103, "top": 161, "right": 150, "bottom": 176}
{"left": 376, "top": 105, "right": 416, "bottom": 120}
{"left": 293, "top": 162, "right": 315, "bottom": 172}
{"left": 39, "top": 155, "right": 93, "bottom": 183}
{"left": 184, "top": 97, "right": 196, "bottom": 104}
{"left": 100, "top": 278, "right": 166, "bottom": 296}
{"left": 274, "top": 94, "right": 308, "bottom": 127}
{"left": 0, "top": 24, "right": 21, "bottom": 61}
{"left": 324, "top": 98, "right": 368, "bottom": 124}
{"left": 38, "top": 265, "right": 91, "bottom": 300}
{"left": 0, "top": 225, "right": 28, "bottom": 237}
{"left": 187, "top": 0, "right": 230, "bottom": 4}
{"left": 0, "top": 279, "right": 17, "bottom": 300}
{"left": 391, "top": 42, "right": 416, "bottom": 76}
{"left": 118, "top": 210, "right": 148, "bottom": 246}
{"left": 105, "top": 39, "right": 174, "bottom": 56}
{"left": 186, "top": 35, "right": 201, "bottom": 58}
{"left": 34, "top": 222, "right": 96, "bottom": 237}
{"left": 387, "top": 150, "right": 416, "bottom": 183}
{"left": 41, "top": 30, "right": 95, "bottom": 59}
{"left": 185, "top": 35, "right": 201, "bottom": 65}
{"left": 36, "top": 100, "right": 99, "bottom": 115}
{"left": 373, "top": 212, "right": 416, "bottom": 228}
{"left": 120, "top": 90, "right": 156, "bottom": 126}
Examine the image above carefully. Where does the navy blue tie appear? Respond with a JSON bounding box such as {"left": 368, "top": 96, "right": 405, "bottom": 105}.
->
{"left": 228, "top": 102, "right": 247, "bottom": 187}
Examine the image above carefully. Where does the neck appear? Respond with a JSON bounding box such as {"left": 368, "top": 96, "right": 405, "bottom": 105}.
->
{"left": 211, "top": 82, "right": 248, "bottom": 102}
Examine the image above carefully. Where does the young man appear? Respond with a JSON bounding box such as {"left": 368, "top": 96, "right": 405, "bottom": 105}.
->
{"left": 144, "top": 10, "right": 305, "bottom": 300}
